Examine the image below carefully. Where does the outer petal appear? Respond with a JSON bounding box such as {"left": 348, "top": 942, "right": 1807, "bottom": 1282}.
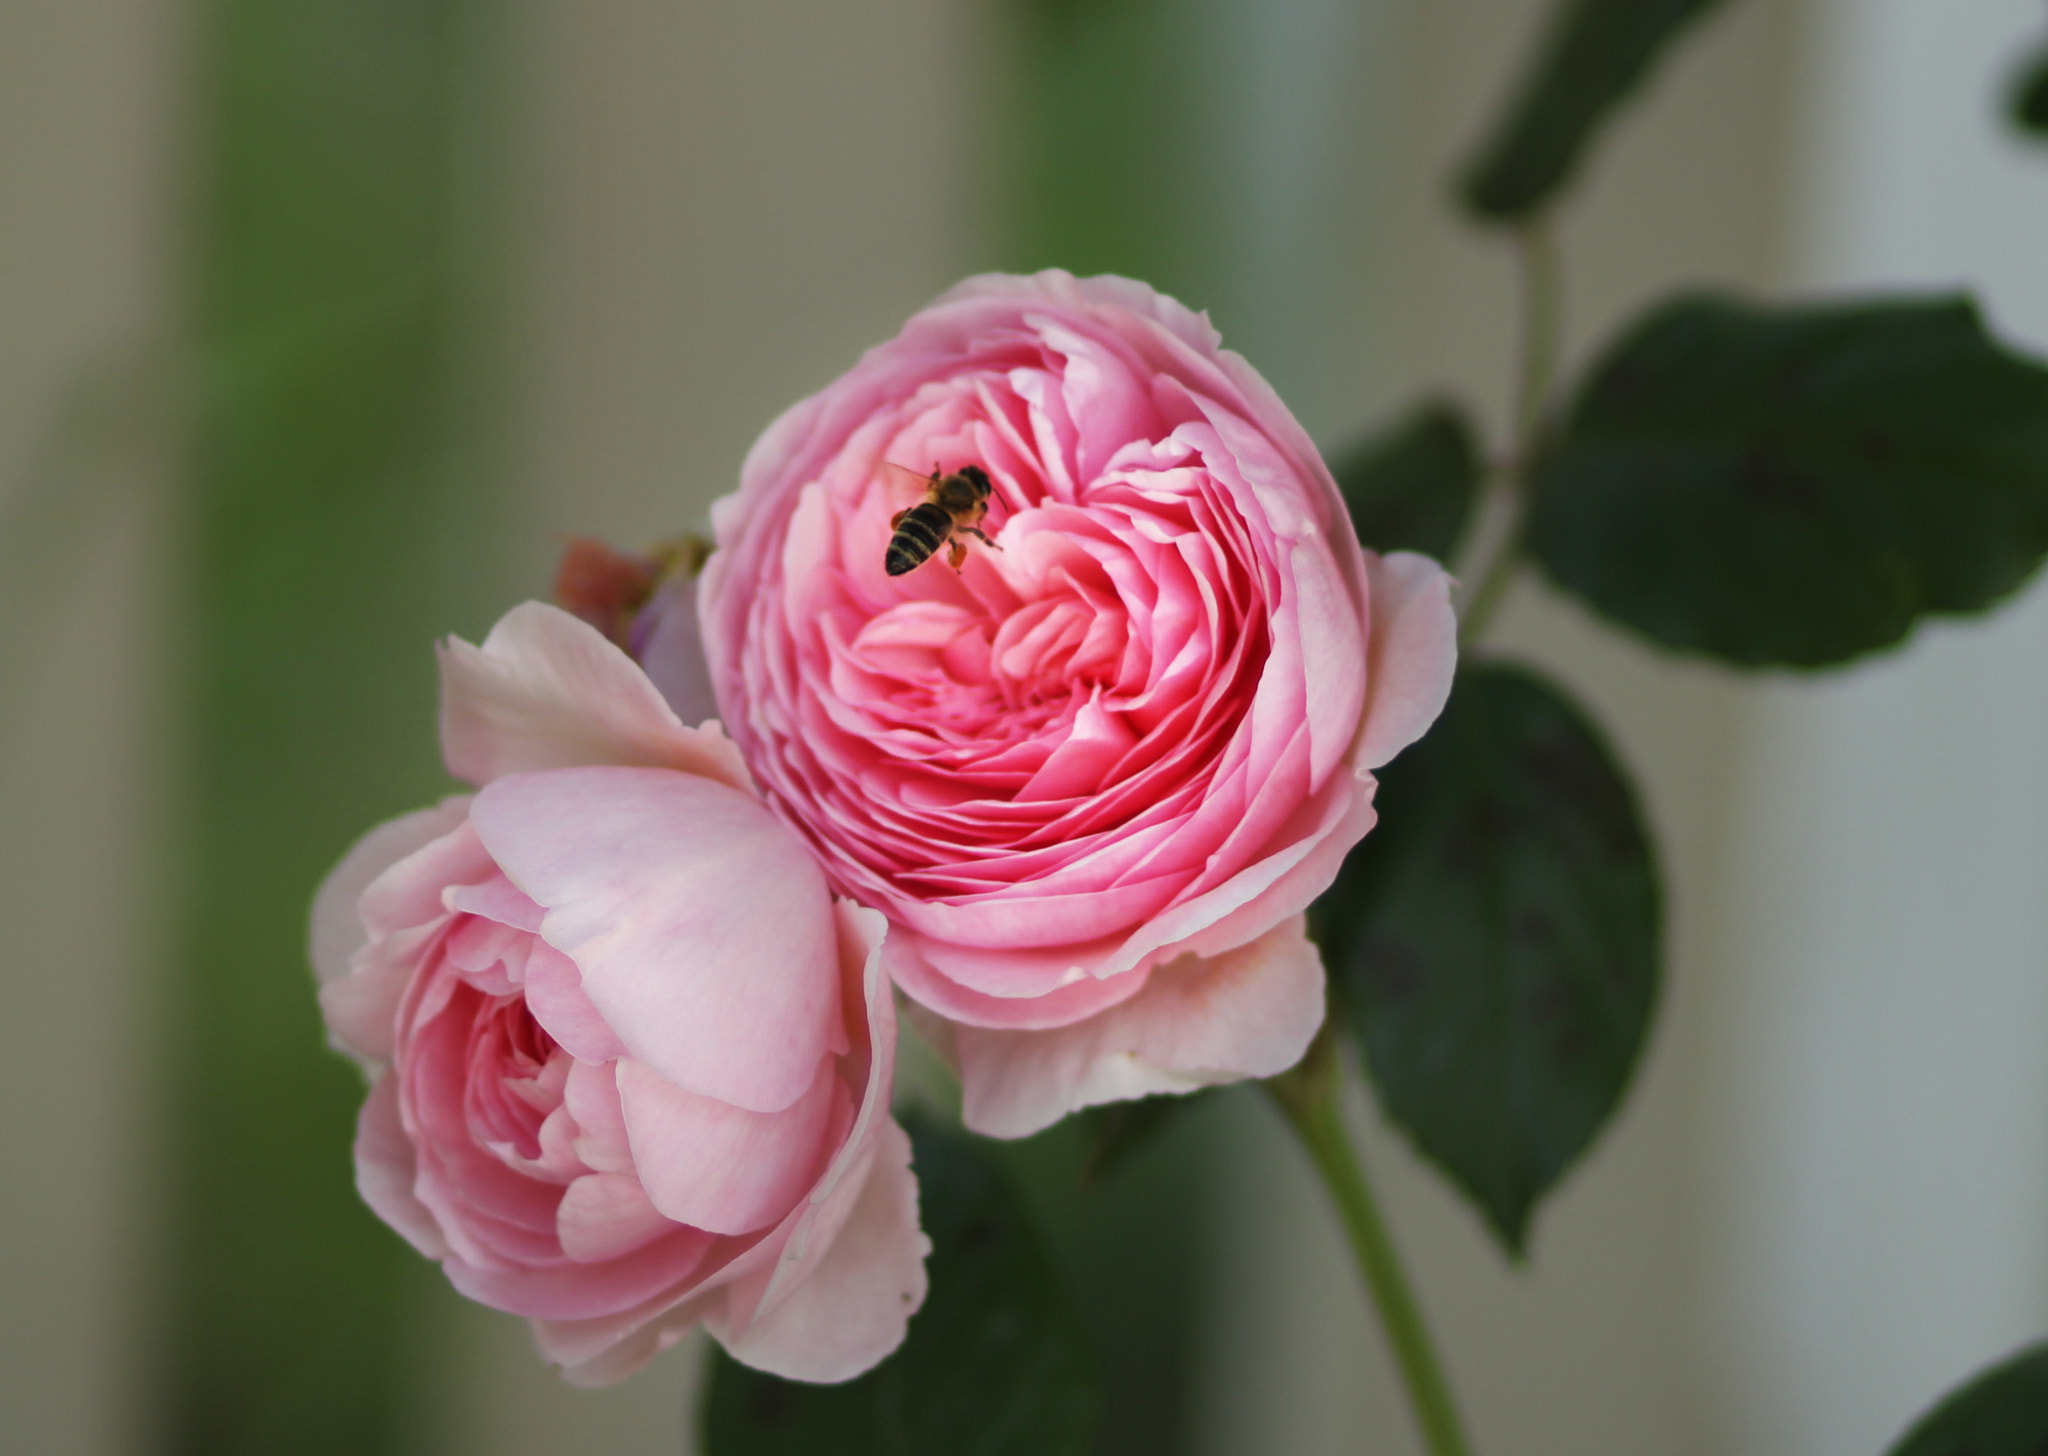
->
{"left": 439, "top": 600, "right": 751, "bottom": 792}
{"left": 319, "top": 962, "right": 416, "bottom": 1074}
{"left": 537, "top": 1294, "right": 708, "bottom": 1389}
{"left": 884, "top": 931, "right": 1154, "bottom": 1030}
{"left": 714, "top": 1116, "right": 927, "bottom": 1383}
{"left": 310, "top": 798, "right": 471, "bottom": 986}
{"left": 1159, "top": 776, "right": 1377, "bottom": 966}
{"left": 632, "top": 574, "right": 718, "bottom": 726}
{"left": 1354, "top": 550, "right": 1458, "bottom": 771}
{"left": 952, "top": 914, "right": 1326, "bottom": 1138}
{"left": 722, "top": 901, "right": 899, "bottom": 1330}
{"left": 354, "top": 1073, "right": 447, "bottom": 1258}
{"left": 318, "top": 815, "right": 490, "bottom": 1069}
{"left": 471, "top": 766, "right": 845, "bottom": 1113}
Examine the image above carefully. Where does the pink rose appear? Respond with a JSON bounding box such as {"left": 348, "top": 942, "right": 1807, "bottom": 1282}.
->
{"left": 693, "top": 271, "right": 1457, "bottom": 1137}
{"left": 311, "top": 604, "right": 928, "bottom": 1384}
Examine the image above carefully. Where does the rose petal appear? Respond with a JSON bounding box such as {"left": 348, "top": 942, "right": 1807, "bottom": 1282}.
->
{"left": 471, "top": 766, "right": 846, "bottom": 1112}
{"left": 354, "top": 1073, "right": 447, "bottom": 1258}
{"left": 310, "top": 798, "right": 471, "bottom": 986}
{"left": 440, "top": 600, "right": 751, "bottom": 792}
{"left": 709, "top": 898, "right": 901, "bottom": 1339}
{"left": 1141, "top": 772, "right": 1375, "bottom": 967}
{"left": 616, "top": 1055, "right": 845, "bottom": 1236}
{"left": 521, "top": 941, "right": 628, "bottom": 1064}
{"left": 444, "top": 1223, "right": 716, "bottom": 1322}
{"left": 1354, "top": 550, "right": 1458, "bottom": 771}
{"left": 885, "top": 931, "right": 1153, "bottom": 1030}
{"left": 445, "top": 872, "right": 545, "bottom": 932}
{"left": 320, "top": 964, "right": 416, "bottom": 1071}
{"left": 531, "top": 898, "right": 901, "bottom": 1386}
{"left": 557, "top": 1172, "right": 676, "bottom": 1264}
{"left": 358, "top": 818, "right": 496, "bottom": 945}
{"left": 952, "top": 914, "right": 1326, "bottom": 1137}
{"left": 713, "top": 1116, "right": 928, "bottom": 1383}
{"left": 562, "top": 1058, "right": 634, "bottom": 1175}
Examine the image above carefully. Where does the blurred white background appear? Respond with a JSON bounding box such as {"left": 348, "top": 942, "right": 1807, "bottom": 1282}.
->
{"left": 5, "top": 0, "right": 2047, "bottom": 1452}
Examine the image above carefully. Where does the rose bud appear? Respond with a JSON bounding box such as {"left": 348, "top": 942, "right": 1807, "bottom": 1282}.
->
{"left": 311, "top": 603, "right": 927, "bottom": 1384}
{"left": 687, "top": 270, "right": 1458, "bottom": 1137}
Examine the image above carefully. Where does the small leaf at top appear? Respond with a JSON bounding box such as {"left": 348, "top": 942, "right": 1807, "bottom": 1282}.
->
{"left": 1459, "top": 0, "right": 1726, "bottom": 221}
{"left": 1527, "top": 291, "right": 2048, "bottom": 667}
{"left": 1313, "top": 663, "right": 1660, "bottom": 1256}
{"left": 1327, "top": 399, "right": 1481, "bottom": 562}
{"left": 701, "top": 1111, "right": 1098, "bottom": 1456}
{"left": 2010, "top": 41, "right": 2048, "bottom": 137}
{"left": 1885, "top": 1340, "right": 2048, "bottom": 1456}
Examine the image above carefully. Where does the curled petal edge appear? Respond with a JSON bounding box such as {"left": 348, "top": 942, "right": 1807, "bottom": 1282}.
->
{"left": 932, "top": 914, "right": 1328, "bottom": 1139}
{"left": 439, "top": 600, "right": 751, "bottom": 792}
{"left": 1355, "top": 550, "right": 1458, "bottom": 772}
{"left": 310, "top": 798, "right": 471, "bottom": 989}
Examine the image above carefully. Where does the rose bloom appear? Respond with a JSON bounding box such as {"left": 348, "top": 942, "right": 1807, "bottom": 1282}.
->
{"left": 312, "top": 604, "right": 927, "bottom": 1384}
{"left": 690, "top": 271, "right": 1457, "bottom": 1137}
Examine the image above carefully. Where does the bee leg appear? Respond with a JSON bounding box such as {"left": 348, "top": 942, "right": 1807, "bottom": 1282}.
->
{"left": 947, "top": 537, "right": 969, "bottom": 571}
{"left": 890, "top": 509, "right": 908, "bottom": 527}
{"left": 966, "top": 526, "right": 1002, "bottom": 552}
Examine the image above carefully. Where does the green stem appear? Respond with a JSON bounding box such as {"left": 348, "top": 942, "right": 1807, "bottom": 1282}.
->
{"left": 1265, "top": 1030, "right": 1474, "bottom": 1456}
{"left": 1455, "top": 219, "right": 1562, "bottom": 649}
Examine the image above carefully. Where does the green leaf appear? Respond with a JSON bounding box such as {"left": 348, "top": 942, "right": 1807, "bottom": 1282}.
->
{"left": 1459, "top": 0, "right": 1727, "bottom": 220}
{"left": 988, "top": 1097, "right": 1219, "bottom": 1456}
{"left": 1885, "top": 1340, "right": 2048, "bottom": 1456}
{"left": 1527, "top": 292, "right": 2048, "bottom": 667}
{"left": 2010, "top": 42, "right": 2048, "bottom": 137}
{"left": 701, "top": 1112, "right": 1099, "bottom": 1456}
{"left": 1314, "top": 663, "right": 1660, "bottom": 1255}
{"left": 1328, "top": 400, "right": 1481, "bottom": 561}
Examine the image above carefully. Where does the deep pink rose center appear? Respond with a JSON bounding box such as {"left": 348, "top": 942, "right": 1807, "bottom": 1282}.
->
{"left": 777, "top": 371, "right": 1276, "bottom": 901}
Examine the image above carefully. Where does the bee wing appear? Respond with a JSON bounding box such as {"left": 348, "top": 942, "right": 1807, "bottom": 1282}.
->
{"left": 876, "top": 460, "right": 934, "bottom": 495}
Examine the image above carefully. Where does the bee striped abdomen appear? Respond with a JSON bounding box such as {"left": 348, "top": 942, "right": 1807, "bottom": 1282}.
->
{"left": 885, "top": 501, "right": 953, "bottom": 576}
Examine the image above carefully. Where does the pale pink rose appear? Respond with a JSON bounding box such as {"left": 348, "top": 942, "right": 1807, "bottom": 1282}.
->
{"left": 311, "top": 603, "right": 928, "bottom": 1384}
{"left": 691, "top": 271, "right": 1458, "bottom": 1137}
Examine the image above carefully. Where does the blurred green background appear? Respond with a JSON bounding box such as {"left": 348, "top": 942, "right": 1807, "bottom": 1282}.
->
{"left": 8, "top": 1, "right": 2048, "bottom": 1453}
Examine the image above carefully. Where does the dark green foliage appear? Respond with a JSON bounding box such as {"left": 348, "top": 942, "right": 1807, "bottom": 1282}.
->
{"left": 1328, "top": 400, "right": 1481, "bottom": 561}
{"left": 1073, "top": 1090, "right": 1217, "bottom": 1188}
{"left": 1886, "top": 1341, "right": 2048, "bottom": 1456}
{"left": 1315, "top": 664, "right": 1660, "bottom": 1255}
{"left": 702, "top": 1113, "right": 1099, "bottom": 1456}
{"left": 1527, "top": 292, "right": 2048, "bottom": 667}
{"left": 2010, "top": 41, "right": 2048, "bottom": 137}
{"left": 1459, "top": 0, "right": 1726, "bottom": 220}
{"left": 991, "top": 1095, "right": 1221, "bottom": 1456}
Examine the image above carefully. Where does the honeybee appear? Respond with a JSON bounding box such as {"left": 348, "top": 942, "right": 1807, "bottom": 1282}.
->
{"left": 882, "top": 462, "right": 1001, "bottom": 575}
